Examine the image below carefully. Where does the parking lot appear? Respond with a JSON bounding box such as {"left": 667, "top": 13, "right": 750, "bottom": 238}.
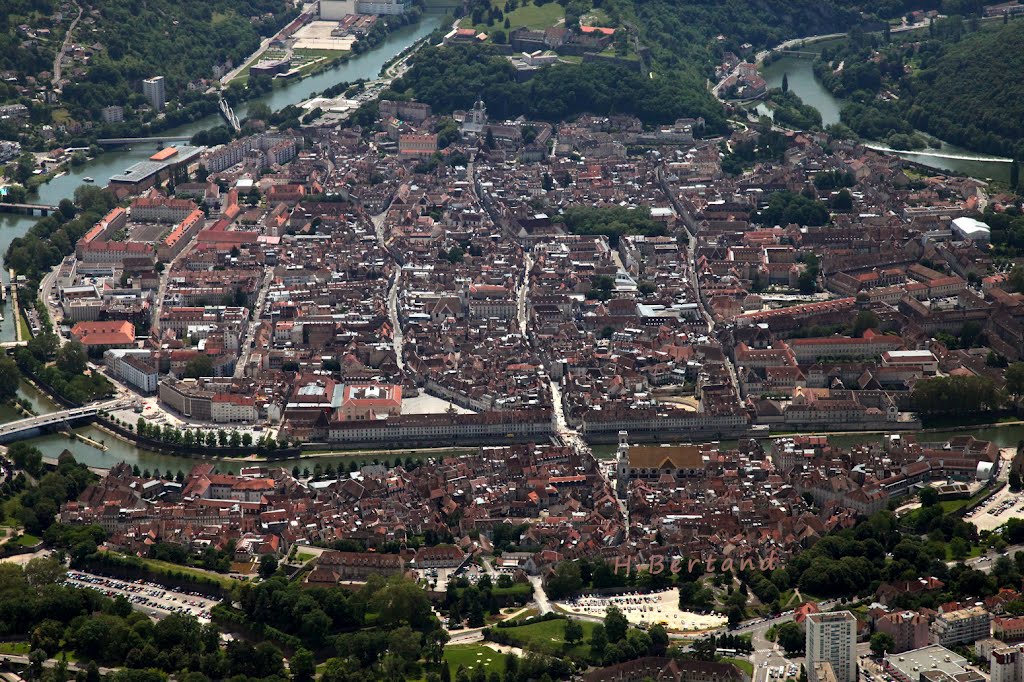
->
{"left": 964, "top": 487, "right": 1022, "bottom": 532}
{"left": 64, "top": 571, "right": 220, "bottom": 622}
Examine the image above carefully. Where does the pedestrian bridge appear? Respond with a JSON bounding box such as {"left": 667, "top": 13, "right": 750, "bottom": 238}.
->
{"left": 0, "top": 399, "right": 128, "bottom": 443}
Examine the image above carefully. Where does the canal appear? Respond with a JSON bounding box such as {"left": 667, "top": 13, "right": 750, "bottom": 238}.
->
{"left": 759, "top": 41, "right": 1011, "bottom": 184}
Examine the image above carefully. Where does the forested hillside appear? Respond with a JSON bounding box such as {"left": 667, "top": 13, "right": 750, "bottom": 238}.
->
{"left": 814, "top": 18, "right": 1024, "bottom": 158}
{"left": 0, "top": 0, "right": 57, "bottom": 78}
{"left": 60, "top": 0, "right": 295, "bottom": 115}
{"left": 389, "top": 45, "right": 729, "bottom": 129}
{"left": 905, "top": 21, "right": 1024, "bottom": 158}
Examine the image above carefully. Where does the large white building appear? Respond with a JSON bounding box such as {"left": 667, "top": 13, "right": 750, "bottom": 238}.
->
{"left": 320, "top": 0, "right": 406, "bottom": 18}
{"left": 951, "top": 217, "right": 991, "bottom": 243}
{"left": 931, "top": 606, "right": 991, "bottom": 647}
{"left": 142, "top": 76, "right": 166, "bottom": 111}
{"left": 807, "top": 611, "right": 857, "bottom": 682}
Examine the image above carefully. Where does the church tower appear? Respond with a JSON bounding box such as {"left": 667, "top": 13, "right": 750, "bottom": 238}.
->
{"left": 615, "top": 430, "right": 630, "bottom": 497}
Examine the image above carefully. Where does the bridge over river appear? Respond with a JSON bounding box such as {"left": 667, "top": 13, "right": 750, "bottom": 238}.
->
{"left": 0, "top": 399, "right": 129, "bottom": 444}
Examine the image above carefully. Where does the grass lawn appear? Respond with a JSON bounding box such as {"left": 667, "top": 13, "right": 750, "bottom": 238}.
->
{"left": 295, "top": 552, "right": 316, "bottom": 562}
{"left": 460, "top": 0, "right": 564, "bottom": 32}
{"left": 581, "top": 8, "right": 611, "bottom": 25}
{"left": 505, "top": 607, "right": 540, "bottom": 622}
{"left": 722, "top": 657, "right": 754, "bottom": 676}
{"left": 498, "top": 617, "right": 597, "bottom": 658}
{"left": 293, "top": 49, "right": 348, "bottom": 78}
{"left": 17, "top": 309, "right": 30, "bottom": 342}
{"left": 117, "top": 554, "right": 238, "bottom": 589}
{"left": 444, "top": 644, "right": 506, "bottom": 678}
{"left": 14, "top": 533, "right": 41, "bottom": 547}
{"left": 228, "top": 47, "right": 279, "bottom": 85}
{"left": 0, "top": 642, "right": 30, "bottom": 655}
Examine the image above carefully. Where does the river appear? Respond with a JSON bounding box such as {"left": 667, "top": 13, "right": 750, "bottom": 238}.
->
{"left": 5, "top": 15, "right": 1019, "bottom": 474}
{"left": 759, "top": 42, "right": 1011, "bottom": 184}
{"left": 2, "top": 13, "right": 450, "bottom": 472}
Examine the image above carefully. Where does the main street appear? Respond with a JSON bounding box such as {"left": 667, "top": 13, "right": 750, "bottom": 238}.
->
{"left": 234, "top": 265, "right": 274, "bottom": 379}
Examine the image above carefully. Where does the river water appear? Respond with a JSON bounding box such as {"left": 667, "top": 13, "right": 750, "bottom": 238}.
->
{"left": 5, "top": 16, "right": 1019, "bottom": 473}
{"left": 759, "top": 42, "right": 1011, "bottom": 184}
{"left": 2, "top": 13, "right": 451, "bottom": 472}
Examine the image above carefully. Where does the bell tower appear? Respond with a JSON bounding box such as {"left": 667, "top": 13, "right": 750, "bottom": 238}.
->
{"left": 615, "top": 430, "right": 630, "bottom": 497}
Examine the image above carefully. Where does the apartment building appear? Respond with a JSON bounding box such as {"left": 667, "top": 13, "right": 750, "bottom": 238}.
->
{"left": 993, "top": 616, "right": 1024, "bottom": 643}
{"left": 931, "top": 606, "right": 991, "bottom": 647}
{"left": 806, "top": 611, "right": 857, "bottom": 682}
{"left": 876, "top": 611, "right": 931, "bottom": 653}
{"left": 142, "top": 76, "right": 166, "bottom": 111}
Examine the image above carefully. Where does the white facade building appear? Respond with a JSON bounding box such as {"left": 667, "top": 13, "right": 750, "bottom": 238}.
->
{"left": 143, "top": 76, "right": 166, "bottom": 111}
{"left": 807, "top": 611, "right": 857, "bottom": 682}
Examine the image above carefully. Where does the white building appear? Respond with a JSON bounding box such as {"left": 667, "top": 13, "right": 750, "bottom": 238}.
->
{"left": 101, "top": 105, "right": 124, "bottom": 123}
{"left": 931, "top": 606, "right": 991, "bottom": 647}
{"left": 807, "top": 611, "right": 857, "bottom": 682}
{"left": 320, "top": 0, "right": 357, "bottom": 19}
{"left": 104, "top": 350, "right": 159, "bottom": 394}
{"left": 951, "top": 217, "right": 991, "bottom": 243}
{"left": 142, "top": 76, "right": 166, "bottom": 111}
{"left": 320, "top": 0, "right": 405, "bottom": 17}
{"left": 992, "top": 646, "right": 1019, "bottom": 682}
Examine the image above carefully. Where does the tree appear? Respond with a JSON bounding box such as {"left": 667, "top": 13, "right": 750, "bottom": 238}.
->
{"left": 56, "top": 342, "right": 87, "bottom": 376}
{"left": 589, "top": 624, "right": 608, "bottom": 654}
{"left": 184, "top": 354, "right": 214, "bottom": 379}
{"left": 870, "top": 632, "right": 895, "bottom": 657}
{"left": 259, "top": 554, "right": 278, "bottom": 579}
{"left": 919, "top": 486, "right": 939, "bottom": 507}
{"left": 649, "top": 623, "right": 669, "bottom": 655}
{"left": 290, "top": 648, "right": 315, "bottom": 682}
{"left": 545, "top": 560, "right": 582, "bottom": 599}
{"left": 1007, "top": 363, "right": 1024, "bottom": 398}
{"left": 850, "top": 309, "right": 880, "bottom": 337}
{"left": 564, "top": 618, "right": 583, "bottom": 645}
{"left": 782, "top": 72, "right": 789, "bottom": 93}
{"left": 776, "top": 621, "right": 804, "bottom": 654}
{"left": 1010, "top": 266, "right": 1024, "bottom": 294}
{"left": 0, "top": 356, "right": 20, "bottom": 404}
{"left": 604, "top": 605, "right": 628, "bottom": 643}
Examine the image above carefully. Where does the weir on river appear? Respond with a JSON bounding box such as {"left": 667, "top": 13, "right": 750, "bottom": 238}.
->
{"left": 864, "top": 144, "right": 1013, "bottom": 164}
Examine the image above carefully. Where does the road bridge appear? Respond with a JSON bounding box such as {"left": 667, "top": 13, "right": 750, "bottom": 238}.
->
{"left": 0, "top": 399, "right": 128, "bottom": 443}
{"left": 95, "top": 135, "right": 193, "bottom": 146}
{"left": 0, "top": 202, "right": 59, "bottom": 216}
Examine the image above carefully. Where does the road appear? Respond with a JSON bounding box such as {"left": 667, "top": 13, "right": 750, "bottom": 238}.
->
{"left": 220, "top": 2, "right": 317, "bottom": 86}
{"left": 370, "top": 206, "right": 405, "bottom": 374}
{"left": 0, "top": 653, "right": 114, "bottom": 675}
{"left": 234, "top": 265, "right": 274, "bottom": 379}
{"left": 517, "top": 252, "right": 532, "bottom": 337}
{"left": 950, "top": 543, "right": 1024, "bottom": 573}
{"left": 52, "top": 1, "right": 83, "bottom": 90}
{"left": 527, "top": 575, "right": 553, "bottom": 614}
{"left": 39, "top": 260, "right": 66, "bottom": 342}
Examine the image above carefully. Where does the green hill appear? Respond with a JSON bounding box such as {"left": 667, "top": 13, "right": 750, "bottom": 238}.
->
{"left": 906, "top": 21, "right": 1024, "bottom": 158}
